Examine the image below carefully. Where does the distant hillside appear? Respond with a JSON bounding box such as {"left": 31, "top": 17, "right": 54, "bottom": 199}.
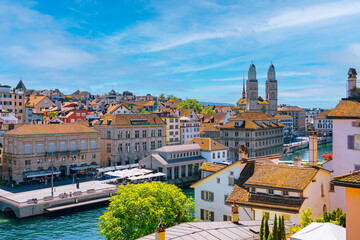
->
{"left": 199, "top": 101, "right": 234, "bottom": 106}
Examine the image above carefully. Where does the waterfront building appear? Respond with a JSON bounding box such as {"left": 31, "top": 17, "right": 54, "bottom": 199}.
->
{"left": 274, "top": 114, "right": 293, "bottom": 138}
{"left": 93, "top": 114, "right": 166, "bottom": 167}
{"left": 139, "top": 144, "right": 206, "bottom": 185}
{"left": 236, "top": 62, "right": 278, "bottom": 116}
{"left": 191, "top": 154, "right": 330, "bottom": 224}
{"left": 185, "top": 137, "right": 228, "bottom": 163}
{"left": 314, "top": 109, "right": 333, "bottom": 136}
{"left": 278, "top": 105, "right": 306, "bottom": 135}
{"left": 219, "top": 111, "right": 284, "bottom": 159}
{"left": 2, "top": 124, "right": 101, "bottom": 184}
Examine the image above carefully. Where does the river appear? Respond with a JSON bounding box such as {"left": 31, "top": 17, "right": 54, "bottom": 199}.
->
{"left": 0, "top": 143, "right": 332, "bottom": 240}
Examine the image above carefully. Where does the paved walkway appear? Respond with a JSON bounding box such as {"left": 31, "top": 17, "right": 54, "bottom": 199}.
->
{"left": 0, "top": 180, "right": 117, "bottom": 203}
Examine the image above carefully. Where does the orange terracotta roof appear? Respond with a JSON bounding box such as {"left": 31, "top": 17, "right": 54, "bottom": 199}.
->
{"left": 4, "top": 123, "right": 99, "bottom": 136}
{"left": 199, "top": 162, "right": 227, "bottom": 173}
{"left": 332, "top": 170, "right": 360, "bottom": 188}
{"left": 220, "top": 111, "right": 282, "bottom": 130}
{"left": 185, "top": 137, "right": 227, "bottom": 151}
{"left": 278, "top": 106, "right": 305, "bottom": 112}
{"left": 237, "top": 98, "right": 246, "bottom": 105}
{"left": 327, "top": 100, "right": 360, "bottom": 119}
{"left": 314, "top": 109, "right": 332, "bottom": 119}
{"left": 274, "top": 114, "right": 292, "bottom": 119}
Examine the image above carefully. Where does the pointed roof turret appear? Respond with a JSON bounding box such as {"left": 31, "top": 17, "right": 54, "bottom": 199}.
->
{"left": 267, "top": 62, "right": 276, "bottom": 81}
{"left": 248, "top": 61, "right": 256, "bottom": 80}
{"left": 15, "top": 79, "right": 26, "bottom": 91}
{"left": 242, "top": 75, "right": 246, "bottom": 99}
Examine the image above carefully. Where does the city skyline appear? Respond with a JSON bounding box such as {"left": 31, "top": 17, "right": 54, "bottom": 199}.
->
{"left": 1, "top": 0, "right": 360, "bottom": 108}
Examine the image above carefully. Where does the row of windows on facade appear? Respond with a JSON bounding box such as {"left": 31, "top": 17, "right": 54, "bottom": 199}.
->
{"left": 0, "top": 94, "right": 22, "bottom": 99}
{"left": 0, "top": 101, "right": 22, "bottom": 106}
{"left": 107, "top": 141, "right": 163, "bottom": 153}
{"left": 317, "top": 123, "right": 333, "bottom": 129}
{"left": 167, "top": 118, "right": 179, "bottom": 123}
{"left": 253, "top": 147, "right": 282, "bottom": 157}
{"left": 168, "top": 125, "right": 179, "bottom": 129}
{"left": 23, "top": 154, "right": 97, "bottom": 166}
{"left": 18, "top": 141, "right": 97, "bottom": 154}
{"left": 168, "top": 151, "right": 200, "bottom": 159}
{"left": 224, "top": 129, "right": 282, "bottom": 137}
{"left": 7, "top": 154, "right": 97, "bottom": 166}
{"left": 224, "top": 137, "right": 282, "bottom": 148}
{"left": 212, "top": 151, "right": 226, "bottom": 159}
{"left": 182, "top": 122, "right": 200, "bottom": 127}
{"left": 168, "top": 131, "right": 179, "bottom": 136}
{"left": 165, "top": 163, "right": 200, "bottom": 179}
{"left": 182, "top": 128, "right": 200, "bottom": 133}
{"left": 168, "top": 138, "right": 179, "bottom": 142}
{"left": 107, "top": 129, "right": 163, "bottom": 139}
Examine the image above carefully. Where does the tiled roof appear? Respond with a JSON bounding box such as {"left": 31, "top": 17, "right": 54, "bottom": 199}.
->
{"left": 200, "top": 123, "right": 218, "bottom": 132}
{"left": 220, "top": 111, "right": 283, "bottom": 130}
{"left": 332, "top": 170, "right": 360, "bottom": 188}
{"left": 106, "top": 104, "right": 130, "bottom": 114}
{"left": 327, "top": 100, "right": 360, "bottom": 119}
{"left": 27, "top": 96, "right": 49, "bottom": 107}
{"left": 185, "top": 137, "right": 227, "bottom": 151}
{"left": 237, "top": 98, "right": 246, "bottom": 105}
{"left": 225, "top": 162, "right": 318, "bottom": 213}
{"left": 199, "top": 162, "right": 227, "bottom": 172}
{"left": 154, "top": 144, "right": 200, "bottom": 153}
{"left": 94, "top": 114, "right": 166, "bottom": 126}
{"left": 178, "top": 109, "right": 192, "bottom": 117}
{"left": 314, "top": 109, "right": 332, "bottom": 119}
{"left": 278, "top": 106, "right": 305, "bottom": 112}
{"left": 274, "top": 114, "right": 292, "bottom": 119}
{"left": 4, "top": 123, "right": 99, "bottom": 136}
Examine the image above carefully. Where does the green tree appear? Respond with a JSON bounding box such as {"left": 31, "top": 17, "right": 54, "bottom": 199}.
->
{"left": 300, "top": 207, "right": 313, "bottom": 228}
{"left": 166, "top": 94, "right": 180, "bottom": 101}
{"left": 201, "top": 106, "right": 216, "bottom": 114}
{"left": 159, "top": 93, "right": 165, "bottom": 100}
{"left": 281, "top": 215, "right": 286, "bottom": 240}
{"left": 177, "top": 99, "right": 203, "bottom": 113}
{"left": 264, "top": 214, "right": 270, "bottom": 240}
{"left": 267, "top": 233, "right": 273, "bottom": 240}
{"left": 140, "top": 109, "right": 150, "bottom": 114}
{"left": 260, "top": 215, "right": 265, "bottom": 240}
{"left": 98, "top": 182, "right": 195, "bottom": 240}
{"left": 315, "top": 208, "right": 346, "bottom": 227}
{"left": 272, "top": 214, "right": 278, "bottom": 240}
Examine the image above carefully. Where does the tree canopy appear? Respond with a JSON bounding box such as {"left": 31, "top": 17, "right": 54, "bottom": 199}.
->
{"left": 177, "top": 99, "right": 203, "bottom": 113}
{"left": 98, "top": 182, "right": 195, "bottom": 240}
{"left": 201, "top": 106, "right": 216, "bottom": 114}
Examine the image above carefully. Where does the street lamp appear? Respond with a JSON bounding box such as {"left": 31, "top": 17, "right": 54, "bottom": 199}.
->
{"left": 49, "top": 159, "right": 54, "bottom": 197}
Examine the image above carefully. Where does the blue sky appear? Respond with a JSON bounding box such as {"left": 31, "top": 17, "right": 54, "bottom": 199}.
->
{"left": 1, "top": 0, "right": 360, "bottom": 108}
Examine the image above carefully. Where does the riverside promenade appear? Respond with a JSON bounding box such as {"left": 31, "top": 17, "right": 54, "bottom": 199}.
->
{"left": 0, "top": 180, "right": 117, "bottom": 218}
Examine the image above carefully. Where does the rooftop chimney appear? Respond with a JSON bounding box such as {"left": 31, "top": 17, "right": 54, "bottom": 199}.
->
{"left": 348, "top": 68, "right": 357, "bottom": 98}
{"left": 309, "top": 131, "right": 318, "bottom": 167}
{"left": 232, "top": 202, "right": 239, "bottom": 223}
{"left": 238, "top": 145, "right": 248, "bottom": 161}
{"left": 155, "top": 220, "right": 165, "bottom": 240}
{"left": 293, "top": 157, "right": 302, "bottom": 167}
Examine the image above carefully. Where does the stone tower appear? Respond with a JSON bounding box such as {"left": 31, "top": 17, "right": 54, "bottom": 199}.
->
{"left": 266, "top": 62, "right": 278, "bottom": 116}
{"left": 246, "top": 62, "right": 259, "bottom": 111}
{"left": 348, "top": 68, "right": 357, "bottom": 98}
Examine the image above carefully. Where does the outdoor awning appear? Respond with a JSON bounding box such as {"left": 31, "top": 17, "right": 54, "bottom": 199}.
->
{"left": 97, "top": 163, "right": 140, "bottom": 173}
{"left": 127, "top": 172, "right": 166, "bottom": 181}
{"left": 23, "top": 170, "right": 61, "bottom": 178}
{"left": 70, "top": 165, "right": 100, "bottom": 171}
{"left": 104, "top": 168, "right": 152, "bottom": 179}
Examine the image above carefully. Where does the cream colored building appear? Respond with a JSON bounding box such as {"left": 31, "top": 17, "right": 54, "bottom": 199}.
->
{"left": 93, "top": 114, "right": 166, "bottom": 167}
{"left": 2, "top": 124, "right": 101, "bottom": 183}
{"left": 219, "top": 111, "right": 284, "bottom": 159}
{"left": 0, "top": 81, "right": 26, "bottom": 124}
{"left": 161, "top": 115, "right": 180, "bottom": 145}
{"left": 278, "top": 106, "right": 306, "bottom": 135}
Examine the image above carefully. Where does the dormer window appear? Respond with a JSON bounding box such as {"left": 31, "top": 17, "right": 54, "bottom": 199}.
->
{"left": 268, "top": 189, "right": 274, "bottom": 195}
{"left": 283, "top": 191, "right": 289, "bottom": 196}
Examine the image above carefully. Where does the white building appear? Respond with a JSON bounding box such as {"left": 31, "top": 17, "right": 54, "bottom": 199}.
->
{"left": 274, "top": 114, "right": 293, "bottom": 138}
{"left": 174, "top": 109, "right": 200, "bottom": 144}
{"left": 191, "top": 154, "right": 331, "bottom": 224}
{"left": 185, "top": 137, "right": 228, "bottom": 163}
{"left": 0, "top": 109, "right": 18, "bottom": 124}
{"left": 314, "top": 109, "right": 333, "bottom": 137}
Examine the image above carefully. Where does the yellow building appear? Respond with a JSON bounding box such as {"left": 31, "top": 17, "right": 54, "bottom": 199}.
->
{"left": 332, "top": 171, "right": 360, "bottom": 240}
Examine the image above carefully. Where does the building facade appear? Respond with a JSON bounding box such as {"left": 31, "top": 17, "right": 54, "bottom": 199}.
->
{"left": 314, "top": 109, "right": 333, "bottom": 136}
{"left": 93, "top": 114, "right": 166, "bottom": 167}
{"left": 278, "top": 106, "right": 306, "bottom": 135}
{"left": 219, "top": 112, "right": 284, "bottom": 159}
{"left": 0, "top": 81, "right": 26, "bottom": 124}
{"left": 185, "top": 137, "right": 228, "bottom": 163}
{"left": 2, "top": 124, "right": 101, "bottom": 183}
{"left": 274, "top": 114, "right": 294, "bottom": 138}
{"left": 160, "top": 115, "right": 180, "bottom": 146}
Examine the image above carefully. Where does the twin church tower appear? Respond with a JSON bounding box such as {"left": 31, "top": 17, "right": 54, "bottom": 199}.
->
{"left": 236, "top": 62, "right": 278, "bottom": 116}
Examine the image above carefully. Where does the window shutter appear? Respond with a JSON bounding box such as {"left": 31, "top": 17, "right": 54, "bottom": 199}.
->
{"left": 210, "top": 211, "right": 214, "bottom": 221}
{"left": 201, "top": 191, "right": 204, "bottom": 200}
{"left": 200, "top": 209, "right": 204, "bottom": 220}
{"left": 348, "top": 135, "right": 355, "bottom": 149}
{"left": 211, "top": 192, "right": 214, "bottom": 202}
